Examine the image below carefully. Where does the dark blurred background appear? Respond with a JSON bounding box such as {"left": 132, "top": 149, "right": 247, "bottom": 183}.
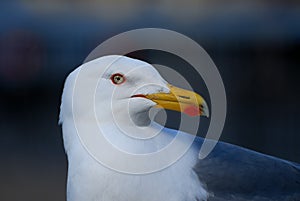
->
{"left": 1, "top": 1, "right": 300, "bottom": 201}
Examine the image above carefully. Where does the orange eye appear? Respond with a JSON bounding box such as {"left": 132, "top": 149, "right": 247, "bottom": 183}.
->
{"left": 110, "top": 73, "right": 125, "bottom": 85}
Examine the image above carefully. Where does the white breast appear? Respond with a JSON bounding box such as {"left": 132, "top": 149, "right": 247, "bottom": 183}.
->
{"left": 63, "top": 120, "right": 208, "bottom": 201}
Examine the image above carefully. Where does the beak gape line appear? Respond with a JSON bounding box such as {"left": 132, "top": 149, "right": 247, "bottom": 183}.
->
{"left": 131, "top": 84, "right": 209, "bottom": 117}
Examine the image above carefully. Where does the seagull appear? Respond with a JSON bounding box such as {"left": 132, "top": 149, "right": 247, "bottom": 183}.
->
{"left": 59, "top": 55, "right": 300, "bottom": 201}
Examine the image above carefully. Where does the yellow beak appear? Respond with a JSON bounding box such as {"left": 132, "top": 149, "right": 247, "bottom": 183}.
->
{"left": 132, "top": 84, "right": 209, "bottom": 117}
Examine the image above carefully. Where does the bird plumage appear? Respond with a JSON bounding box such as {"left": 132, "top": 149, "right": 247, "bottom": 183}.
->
{"left": 60, "top": 55, "right": 300, "bottom": 201}
{"left": 192, "top": 136, "right": 300, "bottom": 200}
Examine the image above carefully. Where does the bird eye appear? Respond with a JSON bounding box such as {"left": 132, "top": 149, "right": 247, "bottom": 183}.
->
{"left": 110, "top": 73, "right": 125, "bottom": 85}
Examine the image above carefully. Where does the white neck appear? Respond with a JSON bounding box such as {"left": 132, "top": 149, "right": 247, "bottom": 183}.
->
{"left": 62, "top": 114, "right": 208, "bottom": 201}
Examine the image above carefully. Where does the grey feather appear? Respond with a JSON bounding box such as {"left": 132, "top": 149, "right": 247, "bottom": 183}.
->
{"left": 193, "top": 138, "right": 300, "bottom": 201}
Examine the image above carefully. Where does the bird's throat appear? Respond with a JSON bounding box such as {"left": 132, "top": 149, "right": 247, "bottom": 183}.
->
{"left": 130, "top": 109, "right": 152, "bottom": 127}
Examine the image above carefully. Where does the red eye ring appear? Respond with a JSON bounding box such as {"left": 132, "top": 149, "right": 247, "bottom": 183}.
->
{"left": 110, "top": 73, "right": 126, "bottom": 85}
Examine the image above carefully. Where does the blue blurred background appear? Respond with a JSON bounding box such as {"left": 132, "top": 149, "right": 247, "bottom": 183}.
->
{"left": 1, "top": 1, "right": 300, "bottom": 200}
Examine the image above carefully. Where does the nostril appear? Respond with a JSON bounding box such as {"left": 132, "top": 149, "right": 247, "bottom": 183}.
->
{"left": 178, "top": 95, "right": 190, "bottom": 100}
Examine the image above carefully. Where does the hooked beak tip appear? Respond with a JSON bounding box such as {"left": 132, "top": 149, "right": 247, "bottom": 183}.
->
{"left": 200, "top": 100, "right": 209, "bottom": 118}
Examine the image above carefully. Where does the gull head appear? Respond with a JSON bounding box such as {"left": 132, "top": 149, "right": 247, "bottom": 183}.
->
{"left": 59, "top": 55, "right": 209, "bottom": 128}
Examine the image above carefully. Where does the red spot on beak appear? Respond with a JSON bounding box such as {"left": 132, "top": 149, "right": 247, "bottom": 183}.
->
{"left": 183, "top": 105, "right": 200, "bottom": 117}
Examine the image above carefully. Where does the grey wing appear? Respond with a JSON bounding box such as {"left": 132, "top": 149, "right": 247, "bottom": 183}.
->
{"left": 193, "top": 138, "right": 300, "bottom": 201}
